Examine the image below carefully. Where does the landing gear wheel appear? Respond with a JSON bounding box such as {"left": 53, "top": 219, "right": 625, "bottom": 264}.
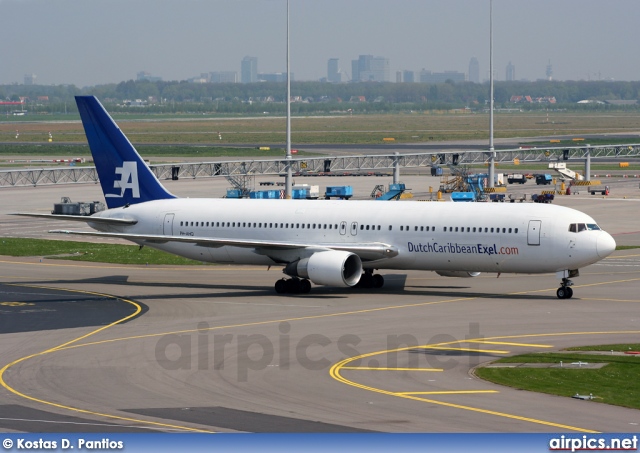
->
{"left": 372, "top": 274, "right": 385, "bottom": 288}
{"left": 275, "top": 279, "right": 287, "bottom": 294}
{"left": 556, "top": 286, "right": 574, "bottom": 299}
{"left": 357, "top": 272, "right": 374, "bottom": 288}
{"left": 288, "top": 278, "right": 301, "bottom": 293}
{"left": 300, "top": 279, "right": 311, "bottom": 294}
{"left": 557, "top": 277, "right": 574, "bottom": 299}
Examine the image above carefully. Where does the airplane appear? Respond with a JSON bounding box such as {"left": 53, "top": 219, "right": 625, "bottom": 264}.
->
{"left": 16, "top": 96, "right": 616, "bottom": 299}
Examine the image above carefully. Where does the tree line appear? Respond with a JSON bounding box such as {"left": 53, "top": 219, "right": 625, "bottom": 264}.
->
{"left": 1, "top": 79, "right": 638, "bottom": 115}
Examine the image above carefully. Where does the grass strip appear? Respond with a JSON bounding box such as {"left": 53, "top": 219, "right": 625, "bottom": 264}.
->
{"left": 0, "top": 237, "right": 207, "bottom": 266}
{"left": 475, "top": 344, "right": 640, "bottom": 409}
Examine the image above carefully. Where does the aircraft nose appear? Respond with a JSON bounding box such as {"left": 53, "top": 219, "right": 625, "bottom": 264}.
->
{"left": 597, "top": 232, "right": 616, "bottom": 259}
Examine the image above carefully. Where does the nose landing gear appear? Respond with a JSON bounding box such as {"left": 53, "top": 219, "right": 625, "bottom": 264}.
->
{"left": 557, "top": 278, "right": 574, "bottom": 299}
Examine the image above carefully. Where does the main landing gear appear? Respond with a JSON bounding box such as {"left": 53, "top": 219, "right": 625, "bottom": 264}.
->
{"left": 355, "top": 270, "right": 385, "bottom": 289}
{"left": 274, "top": 271, "right": 385, "bottom": 294}
{"left": 275, "top": 277, "right": 311, "bottom": 294}
{"left": 556, "top": 278, "right": 574, "bottom": 299}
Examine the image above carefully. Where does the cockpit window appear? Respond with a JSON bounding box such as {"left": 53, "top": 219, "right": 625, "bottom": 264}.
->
{"left": 569, "top": 223, "right": 601, "bottom": 233}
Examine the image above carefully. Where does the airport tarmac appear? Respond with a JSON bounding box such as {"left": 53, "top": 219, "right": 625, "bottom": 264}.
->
{"left": 0, "top": 171, "right": 639, "bottom": 433}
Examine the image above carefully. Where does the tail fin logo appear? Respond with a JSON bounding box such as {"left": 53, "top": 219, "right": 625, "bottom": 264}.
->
{"left": 105, "top": 161, "right": 140, "bottom": 199}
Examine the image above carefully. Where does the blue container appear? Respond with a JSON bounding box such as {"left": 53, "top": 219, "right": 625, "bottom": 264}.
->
{"left": 325, "top": 186, "right": 353, "bottom": 197}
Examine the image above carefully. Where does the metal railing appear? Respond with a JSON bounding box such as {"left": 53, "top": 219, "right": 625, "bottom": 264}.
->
{"left": 1, "top": 144, "right": 639, "bottom": 188}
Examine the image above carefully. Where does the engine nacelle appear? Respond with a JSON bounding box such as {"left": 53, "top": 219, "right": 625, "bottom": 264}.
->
{"left": 435, "top": 270, "right": 481, "bottom": 278}
{"left": 285, "top": 250, "right": 363, "bottom": 287}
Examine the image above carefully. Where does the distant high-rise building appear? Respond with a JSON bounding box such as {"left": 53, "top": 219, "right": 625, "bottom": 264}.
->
{"left": 327, "top": 58, "right": 341, "bottom": 83}
{"left": 506, "top": 61, "right": 515, "bottom": 81}
{"left": 24, "top": 74, "right": 36, "bottom": 85}
{"left": 351, "top": 55, "right": 390, "bottom": 82}
{"left": 241, "top": 56, "right": 258, "bottom": 84}
{"left": 210, "top": 71, "right": 238, "bottom": 83}
{"left": 137, "top": 71, "right": 162, "bottom": 82}
{"left": 468, "top": 57, "right": 480, "bottom": 83}
{"left": 546, "top": 59, "right": 553, "bottom": 81}
{"left": 419, "top": 70, "right": 465, "bottom": 84}
{"left": 403, "top": 70, "right": 415, "bottom": 83}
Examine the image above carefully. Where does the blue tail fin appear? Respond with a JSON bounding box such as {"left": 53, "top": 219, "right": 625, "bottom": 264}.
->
{"left": 76, "top": 96, "right": 176, "bottom": 209}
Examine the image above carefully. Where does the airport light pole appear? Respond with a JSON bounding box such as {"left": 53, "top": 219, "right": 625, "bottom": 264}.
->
{"left": 284, "top": 0, "right": 293, "bottom": 199}
{"left": 488, "top": 0, "right": 496, "bottom": 189}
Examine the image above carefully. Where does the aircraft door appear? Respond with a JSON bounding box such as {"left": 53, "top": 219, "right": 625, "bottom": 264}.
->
{"left": 527, "top": 220, "right": 541, "bottom": 246}
{"left": 339, "top": 221, "right": 347, "bottom": 235}
{"left": 351, "top": 222, "right": 358, "bottom": 236}
{"left": 163, "top": 213, "right": 175, "bottom": 235}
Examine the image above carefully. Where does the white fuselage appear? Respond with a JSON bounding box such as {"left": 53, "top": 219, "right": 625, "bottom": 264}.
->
{"left": 90, "top": 198, "right": 614, "bottom": 275}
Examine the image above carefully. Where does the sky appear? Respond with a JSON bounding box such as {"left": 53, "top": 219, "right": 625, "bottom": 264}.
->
{"left": 1, "top": 0, "right": 638, "bottom": 87}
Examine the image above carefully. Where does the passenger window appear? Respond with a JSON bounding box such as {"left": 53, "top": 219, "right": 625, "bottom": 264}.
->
{"left": 515, "top": 228, "right": 518, "bottom": 233}
{"left": 389, "top": 225, "right": 393, "bottom": 231}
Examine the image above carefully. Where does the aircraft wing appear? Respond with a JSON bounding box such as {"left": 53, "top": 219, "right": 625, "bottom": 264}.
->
{"left": 12, "top": 213, "right": 138, "bottom": 226}
{"left": 49, "top": 229, "right": 398, "bottom": 261}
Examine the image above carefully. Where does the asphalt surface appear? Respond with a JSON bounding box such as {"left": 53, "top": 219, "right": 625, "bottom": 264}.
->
{"left": 0, "top": 169, "right": 639, "bottom": 434}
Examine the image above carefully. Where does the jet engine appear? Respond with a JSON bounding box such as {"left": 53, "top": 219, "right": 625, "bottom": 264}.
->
{"left": 435, "top": 271, "right": 481, "bottom": 278}
{"left": 285, "top": 250, "right": 363, "bottom": 287}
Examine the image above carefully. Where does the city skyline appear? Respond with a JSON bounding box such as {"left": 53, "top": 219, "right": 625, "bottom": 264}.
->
{"left": 1, "top": 0, "right": 639, "bottom": 87}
